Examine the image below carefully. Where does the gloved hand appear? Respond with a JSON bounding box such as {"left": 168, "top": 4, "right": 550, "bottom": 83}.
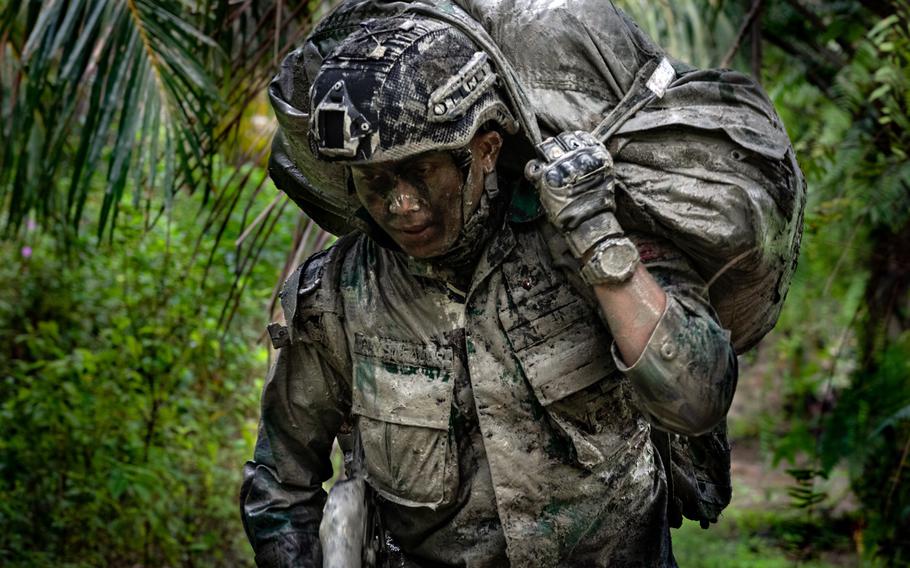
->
{"left": 525, "top": 131, "right": 624, "bottom": 259}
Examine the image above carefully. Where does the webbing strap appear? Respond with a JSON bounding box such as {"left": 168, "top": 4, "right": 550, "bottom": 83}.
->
{"left": 591, "top": 57, "right": 675, "bottom": 143}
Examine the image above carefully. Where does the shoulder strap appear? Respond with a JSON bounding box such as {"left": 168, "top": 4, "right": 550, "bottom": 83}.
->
{"left": 267, "top": 233, "right": 360, "bottom": 349}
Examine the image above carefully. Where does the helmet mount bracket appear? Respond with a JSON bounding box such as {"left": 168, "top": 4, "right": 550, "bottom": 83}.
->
{"left": 314, "top": 79, "right": 374, "bottom": 158}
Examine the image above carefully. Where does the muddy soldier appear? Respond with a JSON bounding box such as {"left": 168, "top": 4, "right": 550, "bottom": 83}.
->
{"left": 240, "top": 2, "right": 801, "bottom": 566}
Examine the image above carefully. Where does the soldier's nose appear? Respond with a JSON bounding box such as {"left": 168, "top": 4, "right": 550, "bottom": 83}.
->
{"left": 388, "top": 187, "right": 423, "bottom": 215}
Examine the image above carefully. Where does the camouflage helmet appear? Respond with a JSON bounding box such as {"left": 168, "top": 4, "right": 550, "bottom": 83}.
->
{"left": 309, "top": 16, "right": 519, "bottom": 164}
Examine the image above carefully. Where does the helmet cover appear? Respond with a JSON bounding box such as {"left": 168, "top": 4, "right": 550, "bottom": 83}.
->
{"left": 309, "top": 16, "right": 519, "bottom": 164}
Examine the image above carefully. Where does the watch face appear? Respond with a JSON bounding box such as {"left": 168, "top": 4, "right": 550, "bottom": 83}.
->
{"left": 584, "top": 238, "right": 639, "bottom": 284}
{"left": 600, "top": 240, "right": 639, "bottom": 278}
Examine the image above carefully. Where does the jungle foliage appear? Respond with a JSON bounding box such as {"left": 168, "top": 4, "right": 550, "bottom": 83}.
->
{"left": 1, "top": 0, "right": 909, "bottom": 565}
{"left": 763, "top": 1, "right": 910, "bottom": 561}
{"left": 0, "top": 177, "right": 302, "bottom": 566}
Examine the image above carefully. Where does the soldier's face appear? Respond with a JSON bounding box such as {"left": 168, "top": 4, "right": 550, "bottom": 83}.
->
{"left": 351, "top": 131, "right": 501, "bottom": 258}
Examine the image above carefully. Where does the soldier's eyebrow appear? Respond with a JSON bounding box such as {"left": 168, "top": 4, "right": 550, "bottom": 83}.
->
{"left": 352, "top": 152, "right": 451, "bottom": 184}
{"left": 352, "top": 164, "right": 392, "bottom": 178}
{"left": 404, "top": 151, "right": 452, "bottom": 169}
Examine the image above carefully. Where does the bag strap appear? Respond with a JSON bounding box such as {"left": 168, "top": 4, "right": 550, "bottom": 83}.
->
{"left": 591, "top": 57, "right": 676, "bottom": 143}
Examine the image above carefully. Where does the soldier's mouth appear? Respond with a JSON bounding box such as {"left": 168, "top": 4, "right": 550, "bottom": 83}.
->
{"left": 394, "top": 224, "right": 432, "bottom": 236}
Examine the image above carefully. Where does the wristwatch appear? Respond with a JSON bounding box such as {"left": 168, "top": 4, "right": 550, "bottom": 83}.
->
{"left": 580, "top": 237, "right": 640, "bottom": 286}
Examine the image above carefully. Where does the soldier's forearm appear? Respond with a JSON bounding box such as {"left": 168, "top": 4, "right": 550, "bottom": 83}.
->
{"left": 593, "top": 263, "right": 666, "bottom": 365}
{"left": 594, "top": 263, "right": 737, "bottom": 436}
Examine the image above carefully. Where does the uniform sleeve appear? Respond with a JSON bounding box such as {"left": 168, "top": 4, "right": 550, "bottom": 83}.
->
{"left": 240, "top": 335, "right": 351, "bottom": 568}
{"left": 612, "top": 233, "right": 738, "bottom": 437}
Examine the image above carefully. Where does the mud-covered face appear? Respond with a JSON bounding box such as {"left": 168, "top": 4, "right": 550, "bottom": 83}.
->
{"left": 351, "top": 132, "right": 501, "bottom": 259}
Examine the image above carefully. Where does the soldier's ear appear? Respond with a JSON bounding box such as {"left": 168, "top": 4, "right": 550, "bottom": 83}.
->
{"left": 472, "top": 130, "right": 503, "bottom": 174}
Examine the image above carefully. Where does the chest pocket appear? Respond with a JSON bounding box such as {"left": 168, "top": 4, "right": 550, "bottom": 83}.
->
{"left": 499, "top": 259, "right": 616, "bottom": 405}
{"left": 351, "top": 333, "right": 458, "bottom": 509}
{"left": 499, "top": 257, "right": 630, "bottom": 469}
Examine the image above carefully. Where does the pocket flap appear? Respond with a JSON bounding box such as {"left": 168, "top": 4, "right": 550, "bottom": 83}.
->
{"left": 516, "top": 321, "right": 615, "bottom": 406}
{"left": 352, "top": 334, "right": 454, "bottom": 430}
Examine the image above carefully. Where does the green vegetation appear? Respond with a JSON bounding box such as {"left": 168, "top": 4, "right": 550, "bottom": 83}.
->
{"left": 674, "top": 519, "right": 843, "bottom": 568}
{"left": 761, "top": 3, "right": 910, "bottom": 564}
{"left": 1, "top": 0, "right": 909, "bottom": 565}
{"left": 0, "top": 183, "right": 300, "bottom": 566}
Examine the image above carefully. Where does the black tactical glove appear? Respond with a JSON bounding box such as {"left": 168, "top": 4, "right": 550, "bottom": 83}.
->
{"left": 525, "top": 131, "right": 623, "bottom": 257}
{"left": 526, "top": 131, "right": 639, "bottom": 284}
{"left": 253, "top": 532, "right": 321, "bottom": 568}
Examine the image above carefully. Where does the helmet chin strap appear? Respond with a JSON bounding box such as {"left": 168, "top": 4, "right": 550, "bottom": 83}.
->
{"left": 449, "top": 144, "right": 500, "bottom": 228}
{"left": 448, "top": 146, "right": 476, "bottom": 222}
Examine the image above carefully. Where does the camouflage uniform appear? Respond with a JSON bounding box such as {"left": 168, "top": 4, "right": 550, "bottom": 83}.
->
{"left": 241, "top": 195, "right": 737, "bottom": 566}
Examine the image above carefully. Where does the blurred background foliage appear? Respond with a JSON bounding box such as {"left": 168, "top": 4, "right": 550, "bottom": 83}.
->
{"left": 1, "top": 0, "right": 909, "bottom": 566}
{"left": 0, "top": 185, "right": 299, "bottom": 565}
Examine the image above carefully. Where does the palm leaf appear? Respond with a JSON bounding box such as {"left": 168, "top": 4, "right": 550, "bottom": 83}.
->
{"left": 1, "top": 0, "right": 218, "bottom": 237}
{"left": 0, "top": 0, "right": 334, "bottom": 327}
{"left": 0, "top": 0, "right": 324, "bottom": 238}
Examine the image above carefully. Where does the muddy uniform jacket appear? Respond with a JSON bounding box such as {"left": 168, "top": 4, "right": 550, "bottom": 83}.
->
{"left": 240, "top": 211, "right": 738, "bottom": 567}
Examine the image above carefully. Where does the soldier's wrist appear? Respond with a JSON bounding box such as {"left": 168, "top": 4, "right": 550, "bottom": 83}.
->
{"left": 562, "top": 210, "right": 624, "bottom": 259}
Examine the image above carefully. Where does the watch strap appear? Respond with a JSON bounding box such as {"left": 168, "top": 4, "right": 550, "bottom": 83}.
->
{"left": 564, "top": 211, "right": 624, "bottom": 258}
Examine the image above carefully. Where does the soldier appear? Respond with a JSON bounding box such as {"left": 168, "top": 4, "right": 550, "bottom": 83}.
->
{"left": 241, "top": 9, "right": 763, "bottom": 568}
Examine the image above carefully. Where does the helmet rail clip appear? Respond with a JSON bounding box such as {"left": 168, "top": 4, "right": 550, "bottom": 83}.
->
{"left": 313, "top": 79, "right": 374, "bottom": 158}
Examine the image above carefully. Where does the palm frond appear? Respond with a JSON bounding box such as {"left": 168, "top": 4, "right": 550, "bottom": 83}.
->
{"left": 0, "top": 0, "right": 224, "bottom": 238}
{"left": 0, "top": 0, "right": 334, "bottom": 328}
{"left": 0, "top": 0, "right": 325, "bottom": 241}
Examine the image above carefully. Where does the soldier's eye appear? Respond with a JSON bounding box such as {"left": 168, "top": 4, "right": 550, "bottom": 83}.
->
{"left": 356, "top": 170, "right": 393, "bottom": 190}
{"left": 414, "top": 163, "right": 433, "bottom": 175}
{"left": 403, "top": 156, "right": 436, "bottom": 175}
